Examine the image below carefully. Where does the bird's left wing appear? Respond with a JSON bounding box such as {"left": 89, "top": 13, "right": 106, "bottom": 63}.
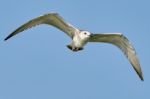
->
{"left": 89, "top": 33, "right": 144, "bottom": 81}
{"left": 4, "top": 13, "right": 78, "bottom": 40}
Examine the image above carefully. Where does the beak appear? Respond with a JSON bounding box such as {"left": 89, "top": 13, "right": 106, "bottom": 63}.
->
{"left": 90, "top": 33, "right": 94, "bottom": 37}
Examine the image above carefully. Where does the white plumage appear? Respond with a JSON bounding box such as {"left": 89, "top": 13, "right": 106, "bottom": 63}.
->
{"left": 4, "top": 13, "right": 144, "bottom": 81}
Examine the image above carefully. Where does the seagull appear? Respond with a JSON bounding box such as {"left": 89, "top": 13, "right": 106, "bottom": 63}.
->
{"left": 4, "top": 12, "right": 144, "bottom": 81}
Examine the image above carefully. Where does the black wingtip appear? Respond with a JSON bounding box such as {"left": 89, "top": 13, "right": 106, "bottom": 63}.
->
{"left": 141, "top": 79, "right": 144, "bottom": 81}
{"left": 140, "top": 75, "right": 144, "bottom": 81}
{"left": 137, "top": 71, "right": 144, "bottom": 81}
{"left": 4, "top": 36, "right": 9, "bottom": 41}
{"left": 4, "top": 34, "right": 13, "bottom": 41}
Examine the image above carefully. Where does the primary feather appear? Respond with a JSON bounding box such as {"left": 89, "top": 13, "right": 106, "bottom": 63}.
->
{"left": 4, "top": 13, "right": 78, "bottom": 40}
{"left": 89, "top": 33, "right": 144, "bottom": 80}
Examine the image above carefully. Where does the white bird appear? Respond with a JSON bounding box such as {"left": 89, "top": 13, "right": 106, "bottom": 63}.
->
{"left": 4, "top": 13, "right": 144, "bottom": 81}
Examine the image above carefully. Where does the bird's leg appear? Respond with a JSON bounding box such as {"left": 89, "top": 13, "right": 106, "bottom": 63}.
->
{"left": 67, "top": 44, "right": 76, "bottom": 51}
{"left": 78, "top": 47, "right": 83, "bottom": 51}
{"left": 67, "top": 45, "right": 77, "bottom": 51}
{"left": 67, "top": 45, "right": 83, "bottom": 52}
{"left": 67, "top": 45, "right": 73, "bottom": 50}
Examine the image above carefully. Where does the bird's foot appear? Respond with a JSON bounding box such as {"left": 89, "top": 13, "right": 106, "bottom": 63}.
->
{"left": 67, "top": 45, "right": 83, "bottom": 52}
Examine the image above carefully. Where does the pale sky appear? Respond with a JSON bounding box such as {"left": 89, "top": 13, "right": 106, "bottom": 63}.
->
{"left": 0, "top": 0, "right": 149, "bottom": 99}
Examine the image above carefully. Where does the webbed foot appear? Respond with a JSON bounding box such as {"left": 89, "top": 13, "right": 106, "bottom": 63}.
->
{"left": 67, "top": 45, "right": 83, "bottom": 52}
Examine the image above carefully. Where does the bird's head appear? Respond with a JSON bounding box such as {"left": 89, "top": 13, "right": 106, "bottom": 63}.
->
{"left": 79, "top": 30, "right": 91, "bottom": 40}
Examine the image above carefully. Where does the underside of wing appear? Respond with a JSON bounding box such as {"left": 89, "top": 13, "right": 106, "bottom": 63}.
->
{"left": 4, "top": 13, "right": 78, "bottom": 40}
{"left": 89, "top": 33, "right": 144, "bottom": 81}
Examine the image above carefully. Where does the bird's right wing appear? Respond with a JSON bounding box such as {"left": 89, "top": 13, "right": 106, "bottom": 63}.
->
{"left": 89, "top": 33, "right": 144, "bottom": 81}
{"left": 4, "top": 13, "right": 78, "bottom": 40}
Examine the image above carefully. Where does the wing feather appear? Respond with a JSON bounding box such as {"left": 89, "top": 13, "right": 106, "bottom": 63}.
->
{"left": 89, "top": 33, "right": 144, "bottom": 81}
{"left": 4, "top": 13, "right": 78, "bottom": 40}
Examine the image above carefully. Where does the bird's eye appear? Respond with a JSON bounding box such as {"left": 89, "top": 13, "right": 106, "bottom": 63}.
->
{"left": 84, "top": 32, "right": 87, "bottom": 35}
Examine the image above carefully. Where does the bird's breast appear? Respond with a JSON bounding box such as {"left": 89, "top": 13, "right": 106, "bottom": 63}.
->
{"left": 73, "top": 36, "right": 87, "bottom": 47}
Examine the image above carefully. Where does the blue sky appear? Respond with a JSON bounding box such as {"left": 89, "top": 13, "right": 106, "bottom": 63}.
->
{"left": 0, "top": 0, "right": 150, "bottom": 99}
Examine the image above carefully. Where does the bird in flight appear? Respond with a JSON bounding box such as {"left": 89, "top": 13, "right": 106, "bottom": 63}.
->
{"left": 4, "top": 13, "right": 144, "bottom": 81}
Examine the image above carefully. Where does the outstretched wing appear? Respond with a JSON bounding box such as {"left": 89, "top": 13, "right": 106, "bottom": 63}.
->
{"left": 4, "top": 13, "right": 78, "bottom": 40}
{"left": 89, "top": 33, "right": 144, "bottom": 81}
